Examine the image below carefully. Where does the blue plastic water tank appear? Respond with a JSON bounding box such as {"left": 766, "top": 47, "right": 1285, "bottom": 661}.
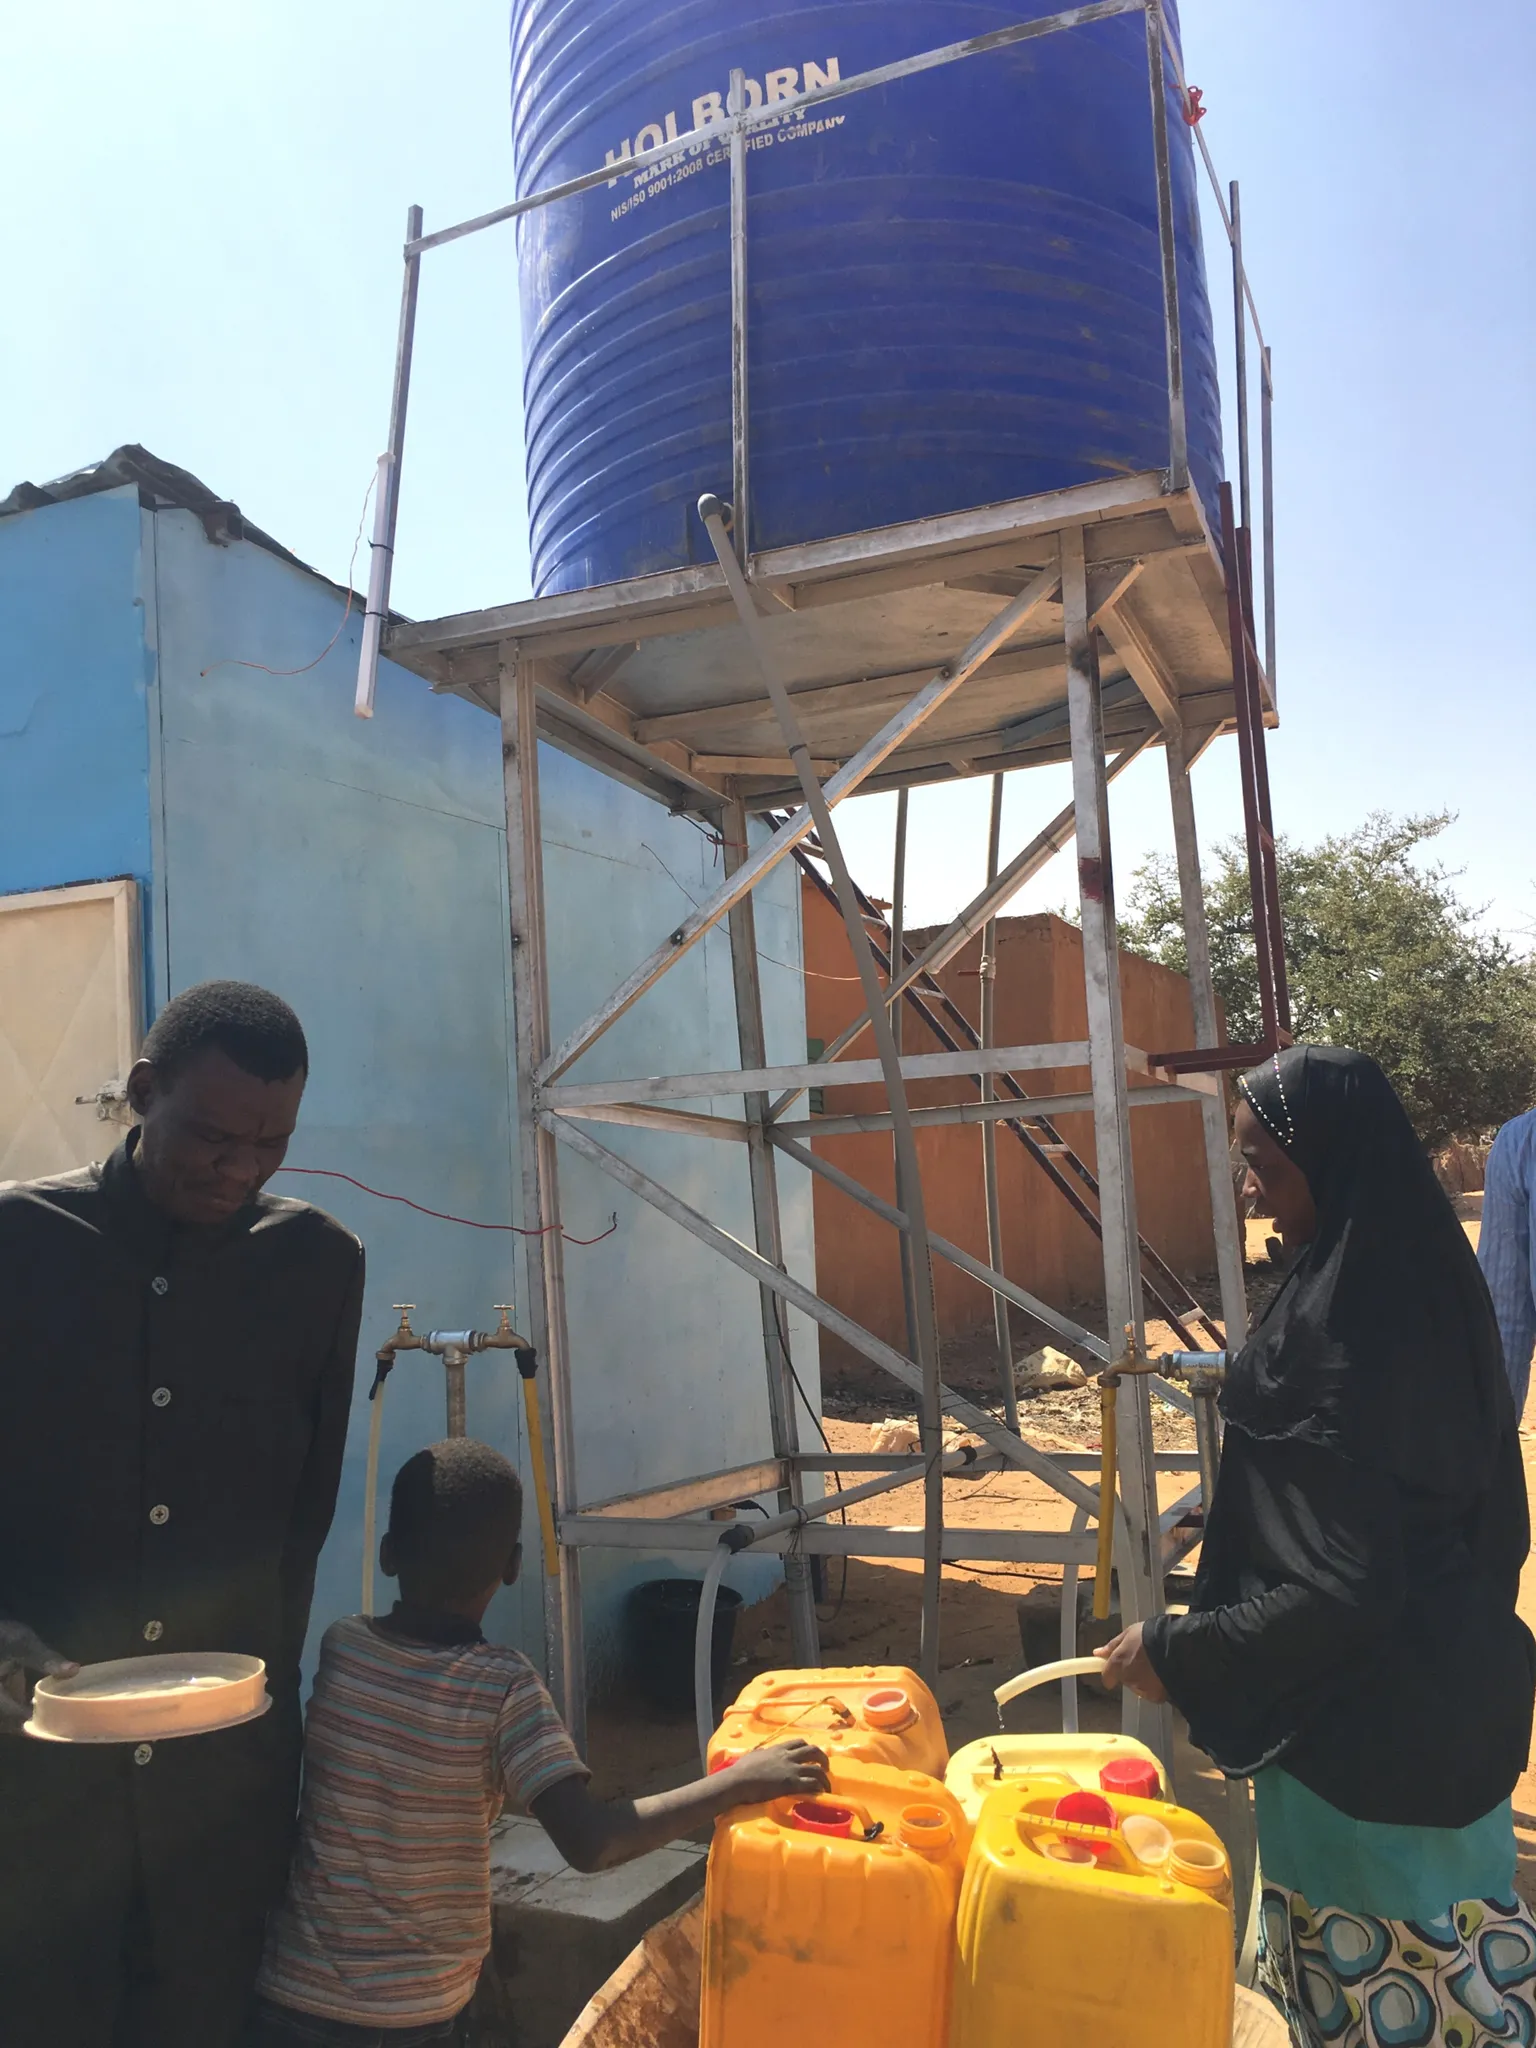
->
{"left": 510, "top": 2, "right": 1221, "bottom": 597}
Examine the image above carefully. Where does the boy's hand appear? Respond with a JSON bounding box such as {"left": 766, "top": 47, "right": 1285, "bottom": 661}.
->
{"left": 533, "top": 1738, "right": 831, "bottom": 1873}
{"left": 720, "top": 1738, "right": 830, "bottom": 1804}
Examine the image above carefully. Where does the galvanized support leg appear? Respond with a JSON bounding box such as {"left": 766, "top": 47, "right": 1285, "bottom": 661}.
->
{"left": 1061, "top": 527, "right": 1167, "bottom": 1761}
{"left": 1165, "top": 725, "right": 1248, "bottom": 1350}
{"left": 980, "top": 772, "right": 1019, "bottom": 1430}
{"left": 723, "top": 798, "right": 819, "bottom": 1666}
{"left": 701, "top": 498, "right": 948, "bottom": 1686}
{"left": 500, "top": 648, "right": 586, "bottom": 1749}
{"left": 889, "top": 788, "right": 922, "bottom": 1390}
{"left": 890, "top": 789, "right": 909, "bottom": 1048}
{"left": 1061, "top": 1503, "right": 1089, "bottom": 1732}
{"left": 1169, "top": 713, "right": 1260, "bottom": 1934}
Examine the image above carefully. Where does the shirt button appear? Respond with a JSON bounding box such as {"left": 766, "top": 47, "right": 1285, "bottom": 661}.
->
{"left": 143, "top": 1620, "right": 164, "bottom": 1642}
{"left": 151, "top": 1387, "right": 172, "bottom": 1408}
{"left": 149, "top": 1504, "right": 170, "bottom": 1526}
{"left": 133, "top": 1743, "right": 154, "bottom": 1766}
{"left": 151, "top": 1276, "right": 169, "bottom": 1296}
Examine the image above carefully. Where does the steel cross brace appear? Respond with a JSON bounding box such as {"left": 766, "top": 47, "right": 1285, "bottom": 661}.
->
{"left": 790, "top": 836, "right": 1226, "bottom": 1352}
{"left": 700, "top": 490, "right": 953, "bottom": 1683}
{"left": 541, "top": 1109, "right": 1104, "bottom": 1523}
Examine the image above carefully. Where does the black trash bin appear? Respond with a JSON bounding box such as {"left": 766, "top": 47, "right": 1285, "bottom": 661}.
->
{"left": 627, "top": 1578, "right": 742, "bottom": 1717}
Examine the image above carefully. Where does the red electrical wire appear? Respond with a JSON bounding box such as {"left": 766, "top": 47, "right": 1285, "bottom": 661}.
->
{"left": 275, "top": 1166, "right": 617, "bottom": 1245}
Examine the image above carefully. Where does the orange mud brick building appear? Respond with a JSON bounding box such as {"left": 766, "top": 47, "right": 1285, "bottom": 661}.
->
{"left": 799, "top": 881, "right": 1221, "bottom": 1376}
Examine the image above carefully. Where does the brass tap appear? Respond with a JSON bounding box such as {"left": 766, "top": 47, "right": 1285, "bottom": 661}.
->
{"left": 475, "top": 1305, "right": 531, "bottom": 1352}
{"left": 369, "top": 1304, "right": 427, "bottom": 1401}
{"left": 388, "top": 1304, "right": 425, "bottom": 1350}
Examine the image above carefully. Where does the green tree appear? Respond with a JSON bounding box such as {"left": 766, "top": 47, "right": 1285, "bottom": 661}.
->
{"left": 1119, "top": 813, "right": 1536, "bottom": 1149}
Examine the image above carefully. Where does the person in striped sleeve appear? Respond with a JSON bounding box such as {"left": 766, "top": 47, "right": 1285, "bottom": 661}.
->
{"left": 248, "top": 1439, "right": 827, "bottom": 2045}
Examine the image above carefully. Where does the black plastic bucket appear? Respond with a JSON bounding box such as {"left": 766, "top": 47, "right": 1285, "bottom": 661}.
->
{"left": 627, "top": 1578, "right": 742, "bottom": 1717}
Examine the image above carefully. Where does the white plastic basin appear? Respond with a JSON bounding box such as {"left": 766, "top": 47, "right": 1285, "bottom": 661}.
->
{"left": 26, "top": 1652, "right": 270, "bottom": 1743}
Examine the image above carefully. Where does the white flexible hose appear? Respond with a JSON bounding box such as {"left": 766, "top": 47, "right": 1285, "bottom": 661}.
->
{"left": 361, "top": 1376, "right": 387, "bottom": 1617}
{"left": 994, "top": 1655, "right": 1106, "bottom": 1711}
{"left": 695, "top": 1542, "right": 734, "bottom": 1771}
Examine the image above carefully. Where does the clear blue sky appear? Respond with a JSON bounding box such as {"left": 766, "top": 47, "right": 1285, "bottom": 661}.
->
{"left": 6, "top": 2, "right": 1532, "bottom": 942}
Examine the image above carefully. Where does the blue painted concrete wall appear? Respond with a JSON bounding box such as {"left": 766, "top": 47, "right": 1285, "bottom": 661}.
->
{"left": 139, "top": 504, "right": 817, "bottom": 1688}
{"left": 142, "top": 506, "right": 546, "bottom": 1661}
{"left": 533, "top": 779, "right": 819, "bottom": 1683}
{"left": 0, "top": 483, "right": 816, "bottom": 1690}
{"left": 0, "top": 486, "right": 154, "bottom": 922}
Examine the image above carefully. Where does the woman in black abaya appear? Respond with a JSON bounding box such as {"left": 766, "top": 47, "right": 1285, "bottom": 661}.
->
{"left": 1100, "top": 1046, "right": 1536, "bottom": 2048}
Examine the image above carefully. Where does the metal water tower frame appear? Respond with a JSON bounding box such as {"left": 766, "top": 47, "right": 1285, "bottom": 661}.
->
{"left": 354, "top": 0, "right": 1290, "bottom": 1841}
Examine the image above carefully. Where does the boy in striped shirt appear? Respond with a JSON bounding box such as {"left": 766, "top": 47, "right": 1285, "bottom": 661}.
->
{"left": 249, "top": 1440, "right": 827, "bottom": 2045}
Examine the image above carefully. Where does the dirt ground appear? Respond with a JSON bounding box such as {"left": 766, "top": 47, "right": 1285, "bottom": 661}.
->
{"left": 586, "top": 1218, "right": 1536, "bottom": 1902}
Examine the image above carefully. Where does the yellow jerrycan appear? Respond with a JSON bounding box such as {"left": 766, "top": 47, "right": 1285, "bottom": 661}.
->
{"left": 950, "top": 1777, "right": 1234, "bottom": 2048}
{"left": 945, "top": 1729, "right": 1164, "bottom": 1824}
{"left": 699, "top": 1759, "right": 968, "bottom": 2048}
{"left": 708, "top": 1665, "right": 947, "bottom": 1780}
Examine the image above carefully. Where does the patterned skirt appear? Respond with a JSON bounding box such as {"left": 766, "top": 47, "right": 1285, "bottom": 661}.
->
{"left": 1257, "top": 1884, "right": 1536, "bottom": 2047}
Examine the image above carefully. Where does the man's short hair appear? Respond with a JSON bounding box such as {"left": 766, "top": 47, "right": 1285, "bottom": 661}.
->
{"left": 388, "top": 1440, "right": 524, "bottom": 1596}
{"left": 140, "top": 981, "right": 309, "bottom": 1085}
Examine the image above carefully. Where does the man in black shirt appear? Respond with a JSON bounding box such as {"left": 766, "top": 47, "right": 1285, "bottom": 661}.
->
{"left": 0, "top": 981, "right": 365, "bottom": 2048}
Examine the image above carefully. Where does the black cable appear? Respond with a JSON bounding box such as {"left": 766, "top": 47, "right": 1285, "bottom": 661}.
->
{"left": 772, "top": 1297, "right": 850, "bottom": 1622}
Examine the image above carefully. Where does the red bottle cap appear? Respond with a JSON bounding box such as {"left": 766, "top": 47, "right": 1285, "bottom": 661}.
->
{"left": 1100, "top": 1757, "right": 1162, "bottom": 1801}
{"left": 1053, "top": 1790, "right": 1116, "bottom": 1829}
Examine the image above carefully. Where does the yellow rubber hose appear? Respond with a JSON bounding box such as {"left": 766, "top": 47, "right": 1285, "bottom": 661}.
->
{"left": 520, "top": 1372, "right": 561, "bottom": 1579}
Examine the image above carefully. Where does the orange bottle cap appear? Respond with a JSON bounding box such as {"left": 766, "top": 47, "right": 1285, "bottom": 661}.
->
{"left": 1169, "top": 1839, "right": 1230, "bottom": 1893}
{"left": 898, "top": 1803, "right": 954, "bottom": 1853}
{"left": 863, "top": 1686, "right": 916, "bottom": 1732}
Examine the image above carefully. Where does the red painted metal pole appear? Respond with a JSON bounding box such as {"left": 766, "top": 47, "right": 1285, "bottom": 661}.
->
{"left": 1220, "top": 483, "right": 1278, "bottom": 1050}
{"left": 1236, "top": 528, "right": 1292, "bottom": 1037}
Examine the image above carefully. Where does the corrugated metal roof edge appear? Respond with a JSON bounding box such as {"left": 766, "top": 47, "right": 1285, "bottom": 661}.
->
{"left": 0, "top": 444, "right": 409, "bottom": 624}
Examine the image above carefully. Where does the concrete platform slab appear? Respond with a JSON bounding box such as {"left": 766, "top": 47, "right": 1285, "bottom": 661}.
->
{"left": 478, "top": 1813, "right": 706, "bottom": 2048}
